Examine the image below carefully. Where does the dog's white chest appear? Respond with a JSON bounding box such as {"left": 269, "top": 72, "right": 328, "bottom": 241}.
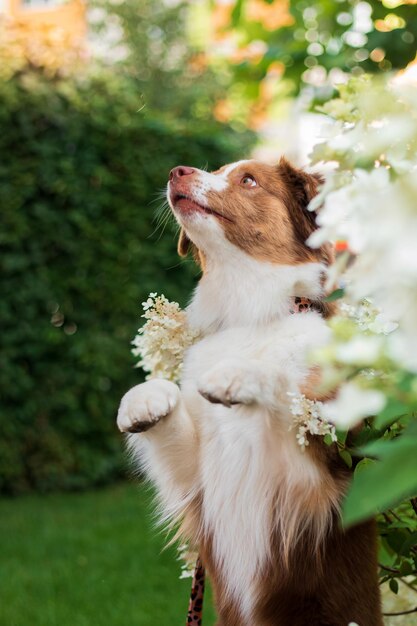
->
{"left": 180, "top": 326, "right": 319, "bottom": 618}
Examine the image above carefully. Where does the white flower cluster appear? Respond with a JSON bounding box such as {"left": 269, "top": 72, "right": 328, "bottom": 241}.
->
{"left": 311, "top": 299, "right": 390, "bottom": 429}
{"left": 132, "top": 293, "right": 198, "bottom": 382}
{"left": 332, "top": 299, "right": 397, "bottom": 368}
{"left": 339, "top": 300, "right": 398, "bottom": 336}
{"left": 320, "top": 383, "right": 386, "bottom": 431}
{"left": 309, "top": 75, "right": 417, "bottom": 374}
{"left": 288, "top": 393, "right": 337, "bottom": 451}
{"left": 301, "top": 75, "right": 417, "bottom": 429}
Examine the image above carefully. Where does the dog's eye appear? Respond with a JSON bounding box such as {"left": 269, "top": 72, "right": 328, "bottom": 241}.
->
{"left": 241, "top": 175, "right": 257, "bottom": 188}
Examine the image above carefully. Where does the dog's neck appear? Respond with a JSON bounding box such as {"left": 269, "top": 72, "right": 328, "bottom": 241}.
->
{"left": 187, "top": 247, "right": 325, "bottom": 334}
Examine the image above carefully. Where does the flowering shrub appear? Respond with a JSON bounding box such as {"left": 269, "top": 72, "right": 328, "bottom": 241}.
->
{"left": 308, "top": 74, "right": 417, "bottom": 599}
{"left": 0, "top": 66, "right": 252, "bottom": 494}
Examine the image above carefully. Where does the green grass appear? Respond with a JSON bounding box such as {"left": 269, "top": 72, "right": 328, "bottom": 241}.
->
{"left": 0, "top": 482, "right": 217, "bottom": 626}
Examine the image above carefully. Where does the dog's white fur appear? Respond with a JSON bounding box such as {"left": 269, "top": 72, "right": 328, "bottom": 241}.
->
{"left": 117, "top": 165, "right": 334, "bottom": 623}
{"left": 192, "top": 160, "right": 251, "bottom": 201}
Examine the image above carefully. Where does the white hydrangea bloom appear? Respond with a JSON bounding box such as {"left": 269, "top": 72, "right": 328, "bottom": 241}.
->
{"left": 309, "top": 76, "right": 417, "bottom": 375}
{"left": 288, "top": 393, "right": 337, "bottom": 451}
{"left": 132, "top": 293, "right": 199, "bottom": 382}
{"left": 321, "top": 383, "right": 386, "bottom": 430}
{"left": 335, "top": 335, "right": 383, "bottom": 366}
{"left": 338, "top": 299, "right": 397, "bottom": 334}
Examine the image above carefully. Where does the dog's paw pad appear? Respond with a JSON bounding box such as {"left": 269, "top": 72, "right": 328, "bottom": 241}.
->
{"left": 198, "top": 388, "right": 239, "bottom": 408}
{"left": 122, "top": 414, "right": 167, "bottom": 434}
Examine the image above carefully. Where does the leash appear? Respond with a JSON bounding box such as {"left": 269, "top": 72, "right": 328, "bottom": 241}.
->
{"left": 186, "top": 556, "right": 205, "bottom": 625}
{"left": 185, "top": 297, "right": 317, "bottom": 624}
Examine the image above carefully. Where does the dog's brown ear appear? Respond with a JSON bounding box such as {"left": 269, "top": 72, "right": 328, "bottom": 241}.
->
{"left": 177, "top": 228, "right": 191, "bottom": 257}
{"left": 278, "top": 157, "right": 324, "bottom": 213}
{"left": 177, "top": 228, "right": 204, "bottom": 268}
{"left": 278, "top": 157, "right": 333, "bottom": 266}
{"left": 278, "top": 157, "right": 323, "bottom": 242}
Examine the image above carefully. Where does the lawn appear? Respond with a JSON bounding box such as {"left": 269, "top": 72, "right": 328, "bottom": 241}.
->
{"left": 0, "top": 482, "right": 217, "bottom": 626}
{"left": 3, "top": 482, "right": 414, "bottom": 626}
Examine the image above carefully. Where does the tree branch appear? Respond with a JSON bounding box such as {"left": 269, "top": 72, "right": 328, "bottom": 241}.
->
{"left": 383, "top": 512, "right": 393, "bottom": 524}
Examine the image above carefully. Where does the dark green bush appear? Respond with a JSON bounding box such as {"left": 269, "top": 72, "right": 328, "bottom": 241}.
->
{"left": 0, "top": 70, "right": 253, "bottom": 494}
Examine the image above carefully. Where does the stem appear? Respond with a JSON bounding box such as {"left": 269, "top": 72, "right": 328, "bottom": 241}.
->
{"left": 411, "top": 498, "right": 417, "bottom": 516}
{"left": 388, "top": 509, "right": 402, "bottom": 523}
{"left": 383, "top": 607, "right": 417, "bottom": 617}
{"left": 379, "top": 564, "right": 401, "bottom": 575}
{"left": 400, "top": 579, "right": 417, "bottom": 595}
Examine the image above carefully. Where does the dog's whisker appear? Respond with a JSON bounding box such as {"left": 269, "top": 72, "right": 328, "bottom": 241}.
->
{"left": 149, "top": 188, "right": 169, "bottom": 206}
{"left": 148, "top": 202, "right": 175, "bottom": 240}
{"left": 154, "top": 202, "right": 170, "bottom": 220}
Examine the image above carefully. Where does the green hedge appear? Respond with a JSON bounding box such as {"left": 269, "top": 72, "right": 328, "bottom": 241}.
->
{"left": 0, "top": 70, "right": 253, "bottom": 494}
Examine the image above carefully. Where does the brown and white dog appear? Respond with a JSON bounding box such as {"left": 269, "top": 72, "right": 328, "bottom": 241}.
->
{"left": 117, "top": 159, "right": 382, "bottom": 626}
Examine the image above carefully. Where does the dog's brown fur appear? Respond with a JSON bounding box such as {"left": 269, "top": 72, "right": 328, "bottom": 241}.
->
{"left": 201, "top": 520, "right": 381, "bottom": 626}
{"left": 191, "top": 425, "right": 381, "bottom": 625}
{"left": 173, "top": 159, "right": 382, "bottom": 625}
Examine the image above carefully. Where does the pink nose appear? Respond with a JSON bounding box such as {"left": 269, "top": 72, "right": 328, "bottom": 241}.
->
{"left": 169, "top": 166, "right": 196, "bottom": 181}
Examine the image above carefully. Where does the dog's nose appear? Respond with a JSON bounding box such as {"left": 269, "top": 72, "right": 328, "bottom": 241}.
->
{"left": 169, "top": 166, "right": 196, "bottom": 181}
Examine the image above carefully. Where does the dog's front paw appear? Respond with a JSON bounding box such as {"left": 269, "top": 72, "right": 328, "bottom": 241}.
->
{"left": 198, "top": 359, "right": 263, "bottom": 408}
{"left": 117, "top": 379, "right": 180, "bottom": 434}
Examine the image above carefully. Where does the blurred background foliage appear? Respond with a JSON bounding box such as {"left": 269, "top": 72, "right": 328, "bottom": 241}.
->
{"left": 191, "top": 0, "right": 417, "bottom": 126}
{"left": 90, "top": 0, "right": 232, "bottom": 123}
{"left": 0, "top": 0, "right": 253, "bottom": 495}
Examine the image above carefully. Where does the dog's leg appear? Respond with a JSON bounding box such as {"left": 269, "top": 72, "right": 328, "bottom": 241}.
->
{"left": 197, "top": 316, "right": 330, "bottom": 411}
{"left": 197, "top": 356, "right": 295, "bottom": 411}
{"left": 117, "top": 379, "right": 199, "bottom": 507}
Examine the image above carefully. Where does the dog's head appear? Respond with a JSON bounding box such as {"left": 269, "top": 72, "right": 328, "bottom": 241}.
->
{"left": 167, "top": 158, "right": 332, "bottom": 268}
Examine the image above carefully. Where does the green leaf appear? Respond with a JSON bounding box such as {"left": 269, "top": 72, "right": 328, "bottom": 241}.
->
{"left": 358, "top": 423, "right": 417, "bottom": 458}
{"left": 387, "top": 529, "right": 409, "bottom": 554}
{"left": 399, "top": 560, "right": 414, "bottom": 576}
{"left": 399, "top": 532, "right": 417, "bottom": 557}
{"left": 336, "top": 429, "right": 348, "bottom": 445}
{"left": 389, "top": 578, "right": 399, "bottom": 594}
{"left": 231, "top": 0, "right": 244, "bottom": 26}
{"left": 358, "top": 438, "right": 396, "bottom": 458}
{"left": 324, "top": 288, "right": 345, "bottom": 302}
{"left": 343, "top": 436, "right": 417, "bottom": 526}
{"left": 354, "top": 457, "right": 376, "bottom": 474}
{"left": 397, "top": 372, "right": 417, "bottom": 393}
{"left": 353, "top": 425, "right": 384, "bottom": 449}
{"left": 374, "top": 399, "right": 410, "bottom": 429}
{"left": 379, "top": 537, "right": 397, "bottom": 568}
{"left": 339, "top": 449, "right": 352, "bottom": 468}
